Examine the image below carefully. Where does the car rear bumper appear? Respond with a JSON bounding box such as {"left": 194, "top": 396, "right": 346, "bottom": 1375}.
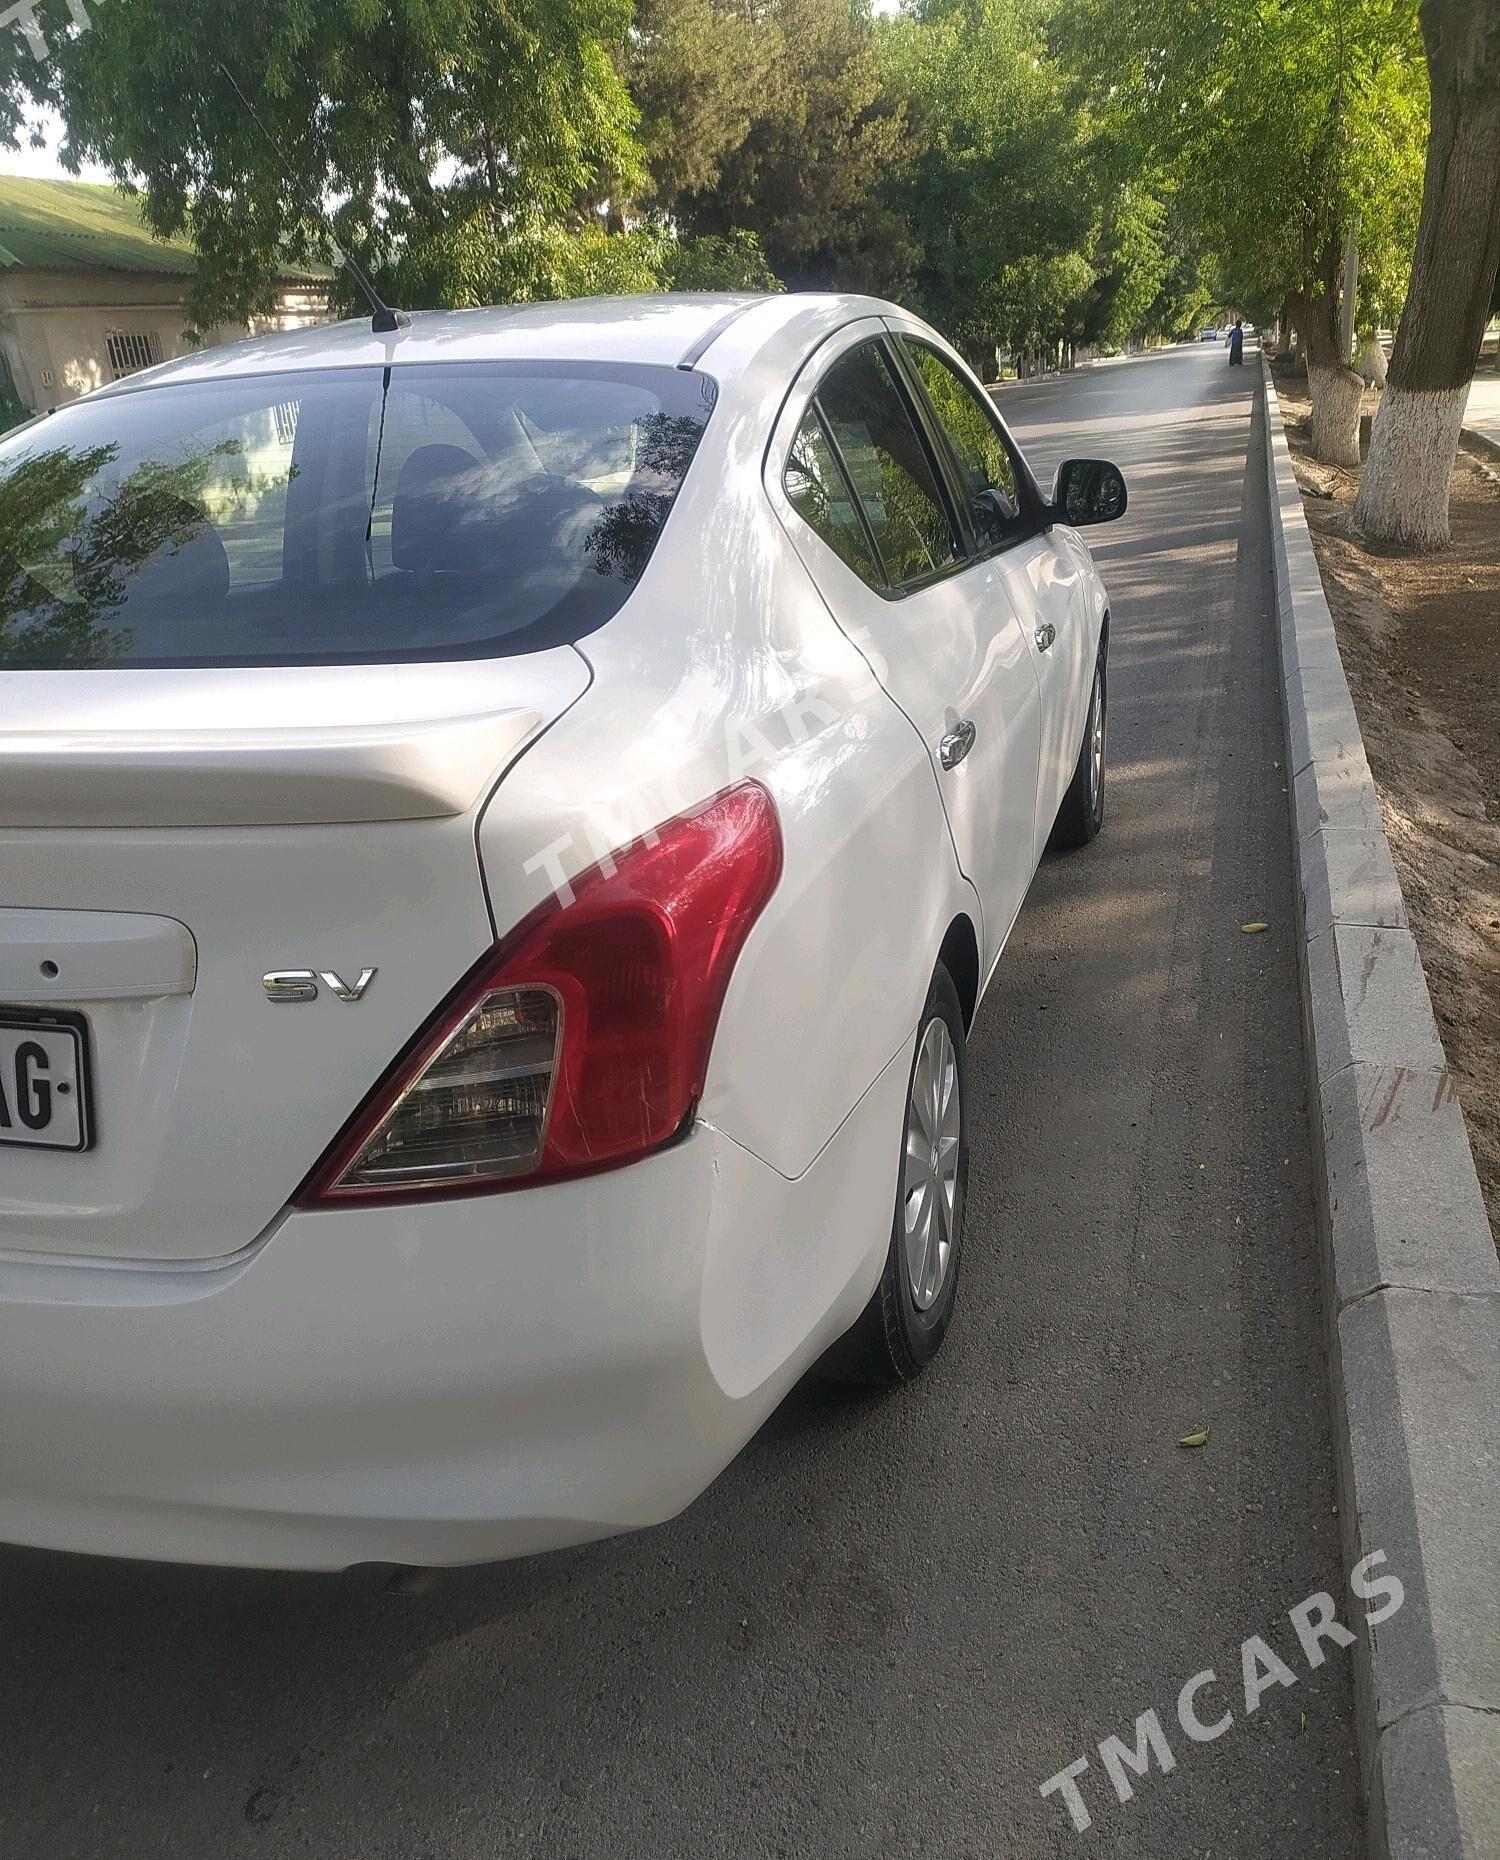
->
{"left": 0, "top": 1046, "right": 906, "bottom": 1570}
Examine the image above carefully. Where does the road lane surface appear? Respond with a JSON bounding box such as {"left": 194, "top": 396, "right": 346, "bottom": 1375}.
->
{"left": 0, "top": 342, "right": 1362, "bottom": 1860}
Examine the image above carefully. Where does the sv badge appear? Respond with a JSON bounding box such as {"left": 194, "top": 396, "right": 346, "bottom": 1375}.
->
{"left": 263, "top": 968, "right": 378, "bottom": 1005}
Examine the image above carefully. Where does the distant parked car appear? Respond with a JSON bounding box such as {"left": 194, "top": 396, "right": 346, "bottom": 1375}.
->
{"left": 0, "top": 291, "right": 1127, "bottom": 1571}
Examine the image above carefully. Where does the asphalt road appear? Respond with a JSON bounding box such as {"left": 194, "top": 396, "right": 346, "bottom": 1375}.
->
{"left": 0, "top": 344, "right": 1362, "bottom": 1860}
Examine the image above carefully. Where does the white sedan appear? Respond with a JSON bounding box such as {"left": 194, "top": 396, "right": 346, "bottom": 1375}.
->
{"left": 0, "top": 293, "right": 1123, "bottom": 1569}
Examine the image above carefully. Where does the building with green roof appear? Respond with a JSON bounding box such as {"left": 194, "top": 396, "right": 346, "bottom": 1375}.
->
{"left": 0, "top": 174, "right": 328, "bottom": 427}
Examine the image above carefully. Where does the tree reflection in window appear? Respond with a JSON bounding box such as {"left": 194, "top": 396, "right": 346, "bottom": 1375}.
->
{"left": 816, "top": 344, "right": 960, "bottom": 587}
{"left": 0, "top": 440, "right": 262, "bottom": 668}
{"left": 784, "top": 411, "right": 882, "bottom": 586}
{"left": 583, "top": 412, "right": 709, "bottom": 587}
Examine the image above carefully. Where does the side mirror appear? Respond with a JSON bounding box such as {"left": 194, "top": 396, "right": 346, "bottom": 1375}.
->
{"left": 1049, "top": 458, "right": 1128, "bottom": 527}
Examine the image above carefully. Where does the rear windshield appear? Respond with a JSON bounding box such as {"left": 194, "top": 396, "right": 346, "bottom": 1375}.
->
{"left": 0, "top": 360, "right": 717, "bottom": 668}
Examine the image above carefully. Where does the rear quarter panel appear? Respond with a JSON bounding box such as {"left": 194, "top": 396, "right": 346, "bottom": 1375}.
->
{"left": 476, "top": 374, "right": 976, "bottom": 1183}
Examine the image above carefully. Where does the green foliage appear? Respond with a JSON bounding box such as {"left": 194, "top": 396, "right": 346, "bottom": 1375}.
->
{"left": 629, "top": 0, "right": 777, "bottom": 207}
{"left": 21, "top": 0, "right": 644, "bottom": 326}
{"left": 1056, "top": 0, "right": 1428, "bottom": 348}
{"left": 389, "top": 218, "right": 658, "bottom": 310}
{"left": 871, "top": 0, "right": 1197, "bottom": 360}
{"left": 663, "top": 229, "right": 784, "bottom": 294}
{"left": 641, "top": 0, "right": 917, "bottom": 294}
{"left": 1072, "top": 185, "right": 1172, "bottom": 348}
{"left": 2, "top": 0, "right": 785, "bottom": 322}
{"left": 383, "top": 216, "right": 780, "bottom": 309}
{"left": 879, "top": 0, "right": 1093, "bottom": 355}
{"left": 1351, "top": 49, "right": 1430, "bottom": 329}
{"left": 2, "top": 0, "right": 1429, "bottom": 374}
{"left": 1137, "top": 216, "right": 1220, "bottom": 341}
{"left": 988, "top": 251, "right": 1095, "bottom": 355}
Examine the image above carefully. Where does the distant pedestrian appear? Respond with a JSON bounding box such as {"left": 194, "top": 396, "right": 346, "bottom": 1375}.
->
{"left": 1228, "top": 319, "right": 1245, "bottom": 366}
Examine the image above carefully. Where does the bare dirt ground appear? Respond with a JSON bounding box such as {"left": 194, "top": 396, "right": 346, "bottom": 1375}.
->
{"left": 1272, "top": 365, "right": 1500, "bottom": 1245}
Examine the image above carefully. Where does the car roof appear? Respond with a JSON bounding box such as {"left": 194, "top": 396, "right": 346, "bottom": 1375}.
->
{"left": 92, "top": 292, "right": 894, "bottom": 397}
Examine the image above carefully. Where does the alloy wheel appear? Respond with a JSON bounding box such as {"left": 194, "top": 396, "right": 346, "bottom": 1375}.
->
{"left": 902, "top": 1017, "right": 962, "bottom": 1311}
{"left": 1088, "top": 666, "right": 1105, "bottom": 814}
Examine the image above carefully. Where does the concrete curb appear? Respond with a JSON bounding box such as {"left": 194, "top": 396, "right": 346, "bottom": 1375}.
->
{"left": 1260, "top": 358, "right": 1500, "bottom": 1860}
{"left": 1460, "top": 423, "right": 1500, "bottom": 472}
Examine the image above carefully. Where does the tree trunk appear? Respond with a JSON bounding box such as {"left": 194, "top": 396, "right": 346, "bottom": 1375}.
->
{"left": 1279, "top": 297, "right": 1303, "bottom": 364}
{"left": 1291, "top": 285, "right": 1364, "bottom": 467}
{"left": 1360, "top": 328, "right": 1388, "bottom": 388}
{"left": 1351, "top": 0, "right": 1500, "bottom": 550}
{"left": 1339, "top": 228, "right": 1359, "bottom": 363}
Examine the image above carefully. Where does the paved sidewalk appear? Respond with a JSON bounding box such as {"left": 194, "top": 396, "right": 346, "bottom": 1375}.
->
{"left": 1462, "top": 371, "right": 1500, "bottom": 451}
{"left": 1263, "top": 360, "right": 1500, "bottom": 1860}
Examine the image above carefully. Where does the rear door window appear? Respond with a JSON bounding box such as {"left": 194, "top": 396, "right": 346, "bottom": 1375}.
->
{"left": 812, "top": 342, "right": 962, "bottom": 590}
{"left": 783, "top": 409, "right": 882, "bottom": 586}
{"left": 0, "top": 361, "right": 717, "bottom": 668}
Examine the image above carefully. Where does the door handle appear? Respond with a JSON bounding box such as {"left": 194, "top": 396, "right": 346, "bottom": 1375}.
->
{"left": 1035, "top": 623, "right": 1057, "bottom": 653}
{"left": 940, "top": 719, "right": 977, "bottom": 770}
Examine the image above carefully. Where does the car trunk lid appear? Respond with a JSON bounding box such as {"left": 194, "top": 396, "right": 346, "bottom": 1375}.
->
{"left": 0, "top": 660, "right": 579, "bottom": 828}
{"left": 0, "top": 651, "right": 590, "bottom": 1263}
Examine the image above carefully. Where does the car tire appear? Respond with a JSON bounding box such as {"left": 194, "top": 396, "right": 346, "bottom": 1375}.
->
{"left": 822, "top": 965, "right": 969, "bottom": 1388}
{"left": 1049, "top": 644, "right": 1107, "bottom": 850}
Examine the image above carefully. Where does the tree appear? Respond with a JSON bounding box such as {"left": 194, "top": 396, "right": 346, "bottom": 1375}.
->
{"left": 15, "top": 0, "right": 644, "bottom": 325}
{"left": 1140, "top": 261, "right": 1215, "bottom": 345}
{"left": 881, "top": 0, "right": 1094, "bottom": 365}
{"left": 664, "top": 228, "right": 784, "bottom": 292}
{"left": 629, "top": 0, "right": 778, "bottom": 209}
{"left": 643, "top": 0, "right": 917, "bottom": 295}
{"left": 1352, "top": 0, "right": 1500, "bottom": 549}
{"left": 993, "top": 250, "right": 1095, "bottom": 364}
{"left": 1072, "top": 185, "right": 1172, "bottom": 352}
{"left": 384, "top": 215, "right": 781, "bottom": 307}
{"left": 1059, "top": 0, "right": 1426, "bottom": 466}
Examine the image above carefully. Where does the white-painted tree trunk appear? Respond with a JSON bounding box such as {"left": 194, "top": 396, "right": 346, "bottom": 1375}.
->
{"left": 1351, "top": 0, "right": 1500, "bottom": 547}
{"left": 1360, "top": 332, "right": 1388, "bottom": 388}
{"left": 1350, "top": 383, "right": 1469, "bottom": 550}
{"left": 1307, "top": 363, "right": 1364, "bottom": 467}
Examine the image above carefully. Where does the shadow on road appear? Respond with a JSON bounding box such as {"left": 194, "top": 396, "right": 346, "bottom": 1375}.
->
{"left": 0, "top": 350, "right": 1361, "bottom": 1860}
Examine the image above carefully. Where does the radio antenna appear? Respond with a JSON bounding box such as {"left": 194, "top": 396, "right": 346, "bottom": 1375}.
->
{"left": 215, "top": 60, "right": 410, "bottom": 336}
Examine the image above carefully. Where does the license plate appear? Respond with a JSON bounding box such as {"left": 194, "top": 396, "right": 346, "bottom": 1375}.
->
{"left": 0, "top": 1009, "right": 93, "bottom": 1152}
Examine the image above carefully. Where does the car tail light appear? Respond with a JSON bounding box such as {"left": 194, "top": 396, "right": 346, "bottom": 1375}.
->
{"left": 297, "top": 782, "right": 783, "bottom": 1206}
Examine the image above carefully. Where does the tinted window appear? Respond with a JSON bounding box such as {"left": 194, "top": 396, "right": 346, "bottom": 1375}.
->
{"left": 902, "top": 340, "right": 1022, "bottom": 549}
{"left": 815, "top": 343, "right": 960, "bottom": 588}
{"left": 784, "top": 409, "right": 881, "bottom": 585}
{"left": 0, "top": 361, "right": 716, "bottom": 668}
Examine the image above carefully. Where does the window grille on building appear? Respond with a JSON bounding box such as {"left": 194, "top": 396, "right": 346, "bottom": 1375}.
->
{"left": 105, "top": 330, "right": 164, "bottom": 380}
